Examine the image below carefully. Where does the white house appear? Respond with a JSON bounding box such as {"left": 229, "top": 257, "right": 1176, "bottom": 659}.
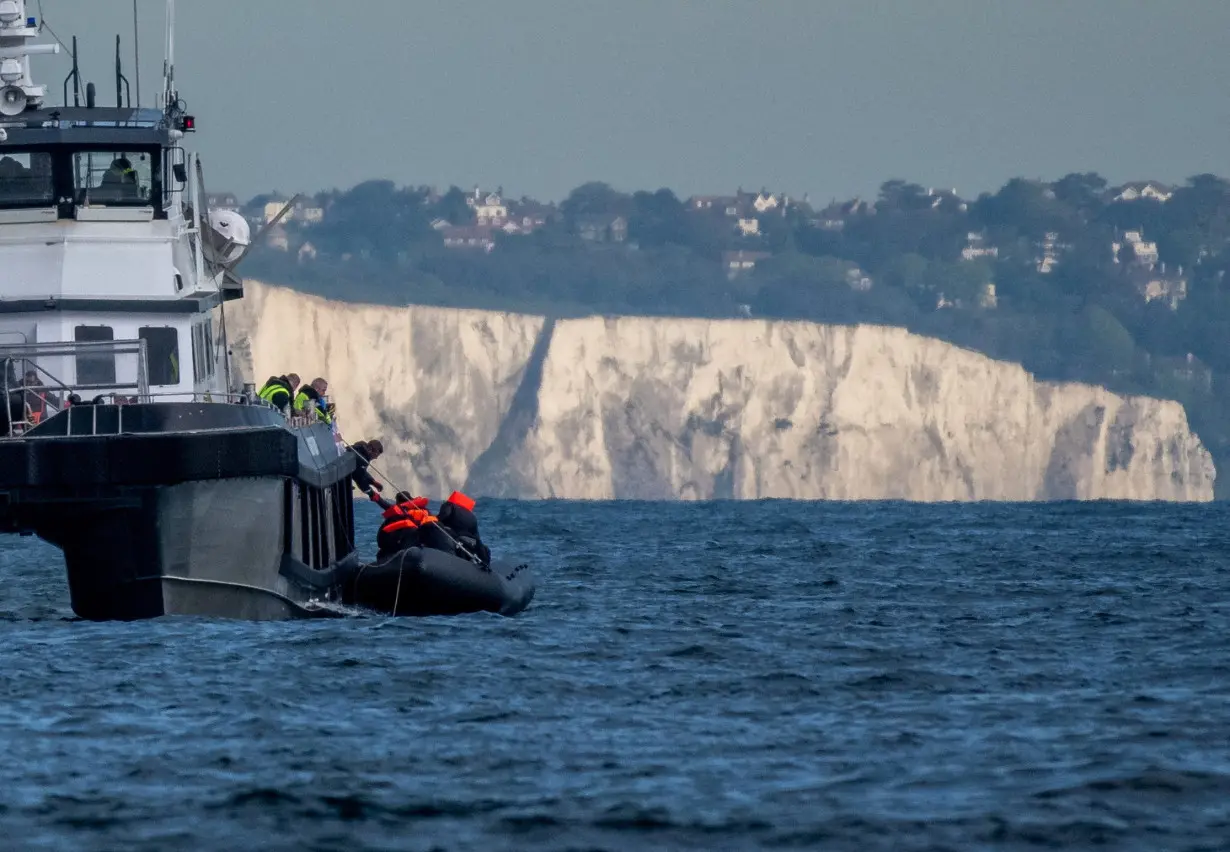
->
{"left": 961, "top": 231, "right": 999, "bottom": 261}
{"left": 467, "top": 189, "right": 508, "bottom": 226}
{"left": 1114, "top": 182, "right": 1173, "bottom": 203}
{"left": 1113, "top": 230, "right": 1159, "bottom": 267}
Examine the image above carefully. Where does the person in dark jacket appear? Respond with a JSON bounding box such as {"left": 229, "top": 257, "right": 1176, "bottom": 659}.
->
{"left": 436, "top": 490, "right": 491, "bottom": 565}
{"left": 350, "top": 439, "right": 385, "bottom": 496}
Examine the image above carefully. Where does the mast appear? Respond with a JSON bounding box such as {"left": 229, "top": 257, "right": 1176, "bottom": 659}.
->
{"left": 0, "top": 0, "right": 60, "bottom": 117}
{"left": 133, "top": 0, "right": 140, "bottom": 107}
{"left": 162, "top": 0, "right": 176, "bottom": 109}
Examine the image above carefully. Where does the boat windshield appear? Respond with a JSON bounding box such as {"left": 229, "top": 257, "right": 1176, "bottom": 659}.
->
{"left": 0, "top": 152, "right": 54, "bottom": 208}
{"left": 74, "top": 150, "right": 155, "bottom": 206}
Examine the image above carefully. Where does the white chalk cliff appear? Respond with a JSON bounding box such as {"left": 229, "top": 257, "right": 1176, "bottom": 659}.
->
{"left": 224, "top": 281, "right": 1216, "bottom": 501}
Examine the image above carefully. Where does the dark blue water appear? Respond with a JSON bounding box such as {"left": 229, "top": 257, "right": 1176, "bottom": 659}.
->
{"left": 1, "top": 500, "right": 1229, "bottom": 851}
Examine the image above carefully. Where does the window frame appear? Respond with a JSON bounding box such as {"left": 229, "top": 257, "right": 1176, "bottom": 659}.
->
{"left": 138, "top": 326, "right": 181, "bottom": 387}
{"left": 0, "top": 150, "right": 56, "bottom": 209}
{"left": 71, "top": 148, "right": 159, "bottom": 209}
{"left": 73, "top": 325, "right": 117, "bottom": 387}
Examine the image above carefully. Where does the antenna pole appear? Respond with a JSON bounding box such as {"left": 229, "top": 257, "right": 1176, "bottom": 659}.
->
{"left": 133, "top": 0, "right": 141, "bottom": 107}
{"left": 162, "top": 0, "right": 176, "bottom": 108}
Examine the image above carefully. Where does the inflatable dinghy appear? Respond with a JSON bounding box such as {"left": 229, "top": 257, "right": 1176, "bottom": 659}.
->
{"left": 345, "top": 547, "right": 535, "bottom": 617}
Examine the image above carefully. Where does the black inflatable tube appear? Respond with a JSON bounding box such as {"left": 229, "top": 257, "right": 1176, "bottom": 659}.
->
{"left": 346, "top": 547, "right": 535, "bottom": 617}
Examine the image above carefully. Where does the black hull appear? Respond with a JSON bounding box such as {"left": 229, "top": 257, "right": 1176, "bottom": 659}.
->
{"left": 0, "top": 402, "right": 358, "bottom": 621}
{"left": 346, "top": 547, "right": 535, "bottom": 617}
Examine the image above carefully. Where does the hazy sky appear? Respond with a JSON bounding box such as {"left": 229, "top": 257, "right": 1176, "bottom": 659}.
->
{"left": 30, "top": 0, "right": 1230, "bottom": 204}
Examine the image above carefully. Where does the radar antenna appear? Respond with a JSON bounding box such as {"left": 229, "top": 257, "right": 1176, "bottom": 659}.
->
{"left": 0, "top": 0, "right": 60, "bottom": 118}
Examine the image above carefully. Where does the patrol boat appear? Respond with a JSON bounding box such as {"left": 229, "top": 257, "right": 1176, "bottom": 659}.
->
{"left": 0, "top": 0, "right": 359, "bottom": 620}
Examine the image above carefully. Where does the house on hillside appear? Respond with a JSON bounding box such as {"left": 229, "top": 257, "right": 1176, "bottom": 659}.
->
{"left": 1113, "top": 182, "right": 1173, "bottom": 203}
{"left": 736, "top": 217, "right": 761, "bottom": 237}
{"left": 467, "top": 188, "right": 508, "bottom": 226}
{"left": 441, "top": 225, "right": 496, "bottom": 252}
{"left": 961, "top": 231, "right": 999, "bottom": 261}
{"left": 266, "top": 225, "right": 289, "bottom": 251}
{"left": 1036, "top": 232, "right": 1068, "bottom": 274}
{"left": 508, "top": 198, "right": 554, "bottom": 230}
{"left": 207, "top": 192, "right": 240, "bottom": 211}
{"left": 926, "top": 187, "right": 968, "bottom": 212}
{"left": 845, "top": 267, "right": 873, "bottom": 291}
{"left": 688, "top": 195, "right": 740, "bottom": 215}
{"left": 577, "top": 215, "right": 627, "bottom": 243}
{"left": 292, "top": 198, "right": 324, "bottom": 224}
{"left": 722, "top": 250, "right": 771, "bottom": 279}
{"left": 262, "top": 196, "right": 293, "bottom": 224}
{"left": 1113, "top": 230, "right": 1159, "bottom": 268}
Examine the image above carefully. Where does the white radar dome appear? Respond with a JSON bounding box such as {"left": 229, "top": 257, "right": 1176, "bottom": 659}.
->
{"left": 204, "top": 208, "right": 252, "bottom": 266}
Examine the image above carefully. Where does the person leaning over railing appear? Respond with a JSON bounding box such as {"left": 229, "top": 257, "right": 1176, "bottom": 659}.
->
{"left": 349, "top": 439, "right": 385, "bottom": 496}
{"left": 293, "top": 377, "right": 333, "bottom": 425}
{"left": 256, "top": 372, "right": 300, "bottom": 414}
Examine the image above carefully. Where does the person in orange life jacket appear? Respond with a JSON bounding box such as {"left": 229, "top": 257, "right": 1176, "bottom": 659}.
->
{"left": 436, "top": 490, "right": 490, "bottom": 565}
{"left": 20, "top": 370, "right": 60, "bottom": 423}
{"left": 374, "top": 491, "right": 438, "bottom": 558}
{"left": 349, "top": 439, "right": 385, "bottom": 495}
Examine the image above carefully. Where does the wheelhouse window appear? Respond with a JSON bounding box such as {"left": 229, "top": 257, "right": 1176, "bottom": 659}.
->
{"left": 74, "top": 325, "right": 116, "bottom": 386}
{"left": 74, "top": 150, "right": 155, "bottom": 206}
{"left": 191, "top": 319, "right": 215, "bottom": 383}
{"left": 139, "top": 327, "right": 180, "bottom": 387}
{"left": 0, "top": 152, "right": 54, "bottom": 208}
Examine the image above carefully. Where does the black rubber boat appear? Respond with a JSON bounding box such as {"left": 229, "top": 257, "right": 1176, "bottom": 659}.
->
{"left": 344, "top": 546, "right": 535, "bottom": 617}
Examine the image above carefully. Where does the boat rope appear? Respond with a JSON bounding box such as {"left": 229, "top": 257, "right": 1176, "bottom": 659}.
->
{"left": 391, "top": 548, "right": 409, "bottom": 616}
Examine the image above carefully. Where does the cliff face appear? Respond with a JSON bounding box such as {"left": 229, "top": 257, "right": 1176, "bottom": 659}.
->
{"left": 224, "top": 282, "right": 1216, "bottom": 501}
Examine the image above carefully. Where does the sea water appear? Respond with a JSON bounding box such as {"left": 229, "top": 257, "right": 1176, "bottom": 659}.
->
{"left": 0, "top": 499, "right": 1227, "bottom": 851}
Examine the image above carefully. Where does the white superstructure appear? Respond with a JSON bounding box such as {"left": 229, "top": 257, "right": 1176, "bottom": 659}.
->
{"left": 0, "top": 0, "right": 262, "bottom": 419}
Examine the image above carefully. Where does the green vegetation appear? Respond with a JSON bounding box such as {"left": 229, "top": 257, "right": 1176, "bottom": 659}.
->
{"left": 240, "top": 174, "right": 1230, "bottom": 495}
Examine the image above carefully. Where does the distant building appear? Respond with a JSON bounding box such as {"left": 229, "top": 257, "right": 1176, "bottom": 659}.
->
{"left": 1113, "top": 230, "right": 1159, "bottom": 268}
{"left": 688, "top": 195, "right": 740, "bottom": 215}
{"left": 1113, "top": 182, "right": 1173, "bottom": 203}
{"left": 1036, "top": 231, "right": 1067, "bottom": 274}
{"left": 207, "top": 192, "right": 240, "bottom": 211}
{"left": 845, "top": 266, "right": 873, "bottom": 291}
{"left": 722, "top": 250, "right": 771, "bottom": 278}
{"left": 736, "top": 217, "right": 761, "bottom": 237}
{"left": 266, "top": 224, "right": 289, "bottom": 252}
{"left": 961, "top": 231, "right": 999, "bottom": 261}
{"left": 926, "top": 187, "right": 968, "bottom": 212}
{"left": 467, "top": 188, "right": 508, "bottom": 226}
{"left": 750, "top": 192, "right": 780, "bottom": 214}
{"left": 292, "top": 198, "right": 324, "bottom": 224}
{"left": 263, "top": 198, "right": 292, "bottom": 225}
{"left": 441, "top": 225, "right": 496, "bottom": 252}
{"left": 577, "top": 215, "right": 627, "bottom": 243}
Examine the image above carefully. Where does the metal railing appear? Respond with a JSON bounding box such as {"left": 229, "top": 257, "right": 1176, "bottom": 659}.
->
{"left": 2, "top": 339, "right": 149, "bottom": 437}
{"left": 1, "top": 342, "right": 340, "bottom": 439}
{"left": 0, "top": 340, "right": 274, "bottom": 438}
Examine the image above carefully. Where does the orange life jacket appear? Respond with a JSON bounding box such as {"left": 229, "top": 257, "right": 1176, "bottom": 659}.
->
{"left": 380, "top": 500, "right": 437, "bottom": 534}
{"left": 445, "top": 490, "right": 476, "bottom": 512}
